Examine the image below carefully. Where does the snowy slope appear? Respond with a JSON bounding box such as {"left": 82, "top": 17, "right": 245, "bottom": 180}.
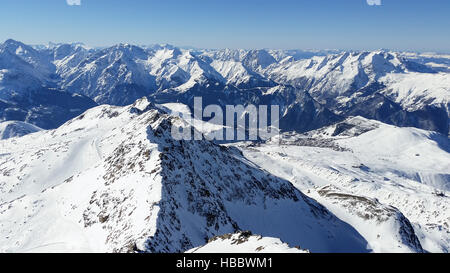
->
{"left": 186, "top": 231, "right": 309, "bottom": 253}
{"left": 157, "top": 102, "right": 225, "bottom": 138}
{"left": 58, "top": 44, "right": 224, "bottom": 105}
{"left": 0, "top": 40, "right": 51, "bottom": 100}
{"left": 208, "top": 60, "right": 273, "bottom": 88}
{"left": 400, "top": 52, "right": 450, "bottom": 73}
{"left": 237, "top": 117, "right": 449, "bottom": 252}
{"left": 0, "top": 121, "right": 42, "bottom": 139}
{"left": 54, "top": 45, "right": 450, "bottom": 134}
{"left": 263, "top": 50, "right": 449, "bottom": 134}
{"left": 0, "top": 40, "right": 98, "bottom": 131}
{"left": 0, "top": 97, "right": 371, "bottom": 253}
{"left": 380, "top": 72, "right": 450, "bottom": 113}
{"left": 57, "top": 44, "right": 158, "bottom": 105}
{"left": 310, "top": 185, "right": 423, "bottom": 253}
{"left": 1, "top": 40, "right": 448, "bottom": 134}
{"left": 264, "top": 50, "right": 440, "bottom": 107}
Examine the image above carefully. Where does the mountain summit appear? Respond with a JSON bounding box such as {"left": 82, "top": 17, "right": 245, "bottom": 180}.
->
{"left": 1, "top": 40, "right": 448, "bottom": 134}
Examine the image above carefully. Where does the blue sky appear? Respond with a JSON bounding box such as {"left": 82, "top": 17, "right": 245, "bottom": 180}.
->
{"left": 0, "top": 0, "right": 449, "bottom": 52}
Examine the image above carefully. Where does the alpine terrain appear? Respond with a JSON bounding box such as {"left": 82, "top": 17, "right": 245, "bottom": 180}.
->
{"left": 0, "top": 40, "right": 448, "bottom": 253}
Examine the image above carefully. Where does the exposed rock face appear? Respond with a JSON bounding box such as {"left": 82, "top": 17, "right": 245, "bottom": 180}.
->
{"left": 0, "top": 97, "right": 369, "bottom": 253}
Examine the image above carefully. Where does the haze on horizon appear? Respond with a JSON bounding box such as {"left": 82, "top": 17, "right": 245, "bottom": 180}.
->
{"left": 0, "top": 0, "right": 449, "bottom": 52}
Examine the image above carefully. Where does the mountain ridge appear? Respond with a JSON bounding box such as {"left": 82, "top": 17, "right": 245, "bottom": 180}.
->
{"left": 0, "top": 97, "right": 373, "bottom": 253}
{"left": 1, "top": 39, "right": 448, "bottom": 134}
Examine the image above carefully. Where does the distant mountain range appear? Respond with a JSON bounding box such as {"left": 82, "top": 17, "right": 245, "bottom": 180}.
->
{"left": 0, "top": 40, "right": 449, "bottom": 253}
{"left": 1, "top": 39, "right": 449, "bottom": 135}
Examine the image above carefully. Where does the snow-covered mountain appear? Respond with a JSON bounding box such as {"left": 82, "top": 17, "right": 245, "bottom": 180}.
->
{"left": 399, "top": 52, "right": 450, "bottom": 73}
{"left": 265, "top": 51, "right": 449, "bottom": 134}
{"left": 0, "top": 120, "right": 42, "bottom": 139}
{"left": 0, "top": 97, "right": 373, "bottom": 253}
{"left": 0, "top": 40, "right": 448, "bottom": 253}
{"left": 1, "top": 97, "right": 446, "bottom": 253}
{"left": 186, "top": 231, "right": 309, "bottom": 253}
{"left": 266, "top": 51, "right": 435, "bottom": 104}
{"left": 1, "top": 39, "right": 448, "bottom": 135}
{"left": 238, "top": 116, "right": 449, "bottom": 252}
{"left": 311, "top": 185, "right": 423, "bottom": 253}
{"left": 0, "top": 39, "right": 97, "bottom": 129}
{"left": 58, "top": 44, "right": 225, "bottom": 106}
